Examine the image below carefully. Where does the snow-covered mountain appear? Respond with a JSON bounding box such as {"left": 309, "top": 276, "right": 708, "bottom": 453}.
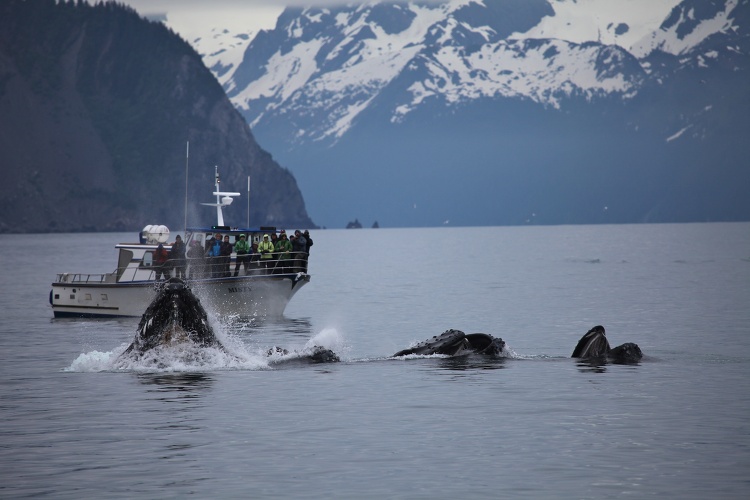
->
{"left": 184, "top": 0, "right": 749, "bottom": 228}
{"left": 222, "top": 0, "right": 740, "bottom": 145}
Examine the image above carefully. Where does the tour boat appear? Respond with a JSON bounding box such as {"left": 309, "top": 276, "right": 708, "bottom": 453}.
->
{"left": 50, "top": 169, "right": 311, "bottom": 318}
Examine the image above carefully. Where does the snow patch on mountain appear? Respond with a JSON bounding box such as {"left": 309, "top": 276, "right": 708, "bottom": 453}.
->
{"left": 162, "top": 5, "right": 282, "bottom": 87}
{"left": 512, "top": 0, "right": 684, "bottom": 57}
{"left": 395, "top": 37, "right": 640, "bottom": 120}
{"left": 184, "top": 0, "right": 744, "bottom": 146}
{"left": 631, "top": 0, "right": 740, "bottom": 57}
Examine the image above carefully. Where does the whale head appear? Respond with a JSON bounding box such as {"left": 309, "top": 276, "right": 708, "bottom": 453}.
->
{"left": 572, "top": 325, "right": 643, "bottom": 363}
{"left": 121, "top": 278, "right": 221, "bottom": 358}
{"left": 393, "top": 330, "right": 506, "bottom": 357}
{"left": 571, "top": 325, "right": 610, "bottom": 359}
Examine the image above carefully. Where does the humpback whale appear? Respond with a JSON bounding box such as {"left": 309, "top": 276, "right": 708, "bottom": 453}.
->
{"left": 119, "top": 285, "right": 637, "bottom": 369}
{"left": 571, "top": 325, "right": 642, "bottom": 363}
{"left": 120, "top": 277, "right": 223, "bottom": 358}
{"left": 393, "top": 329, "right": 506, "bottom": 357}
{"left": 120, "top": 278, "right": 338, "bottom": 364}
{"left": 266, "top": 346, "right": 340, "bottom": 364}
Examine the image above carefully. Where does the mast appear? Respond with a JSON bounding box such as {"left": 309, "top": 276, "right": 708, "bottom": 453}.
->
{"left": 201, "top": 166, "right": 241, "bottom": 227}
{"left": 184, "top": 141, "right": 189, "bottom": 235}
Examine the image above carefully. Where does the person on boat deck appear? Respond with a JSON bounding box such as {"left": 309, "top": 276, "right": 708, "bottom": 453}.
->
{"left": 274, "top": 232, "right": 293, "bottom": 273}
{"left": 291, "top": 230, "right": 308, "bottom": 272}
{"left": 304, "top": 230, "right": 313, "bottom": 255}
{"left": 220, "top": 235, "right": 233, "bottom": 277}
{"left": 186, "top": 240, "right": 205, "bottom": 278}
{"left": 153, "top": 244, "right": 169, "bottom": 280}
{"left": 204, "top": 233, "right": 218, "bottom": 254}
{"left": 205, "top": 233, "right": 223, "bottom": 278}
{"left": 233, "top": 234, "right": 252, "bottom": 277}
{"left": 170, "top": 235, "right": 186, "bottom": 278}
{"left": 258, "top": 234, "right": 275, "bottom": 269}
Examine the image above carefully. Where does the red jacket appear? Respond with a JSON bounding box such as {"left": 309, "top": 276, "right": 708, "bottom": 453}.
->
{"left": 154, "top": 246, "right": 169, "bottom": 266}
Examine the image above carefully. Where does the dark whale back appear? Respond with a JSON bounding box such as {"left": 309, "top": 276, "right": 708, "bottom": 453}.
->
{"left": 393, "top": 329, "right": 468, "bottom": 357}
{"left": 393, "top": 330, "right": 505, "bottom": 357}
{"left": 609, "top": 342, "right": 643, "bottom": 363}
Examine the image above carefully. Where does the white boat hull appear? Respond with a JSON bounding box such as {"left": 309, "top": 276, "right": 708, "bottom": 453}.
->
{"left": 50, "top": 274, "right": 309, "bottom": 318}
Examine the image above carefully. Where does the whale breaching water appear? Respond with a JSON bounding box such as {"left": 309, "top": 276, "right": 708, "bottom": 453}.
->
{"left": 393, "top": 329, "right": 506, "bottom": 357}
{"left": 120, "top": 277, "right": 220, "bottom": 358}
{"left": 571, "top": 325, "right": 642, "bottom": 363}
{"left": 119, "top": 278, "right": 339, "bottom": 364}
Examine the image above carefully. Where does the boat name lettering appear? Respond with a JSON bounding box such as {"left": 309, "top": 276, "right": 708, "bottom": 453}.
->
{"left": 228, "top": 286, "right": 251, "bottom": 294}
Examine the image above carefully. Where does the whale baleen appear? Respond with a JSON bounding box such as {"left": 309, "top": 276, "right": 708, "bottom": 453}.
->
{"left": 571, "top": 325, "right": 643, "bottom": 363}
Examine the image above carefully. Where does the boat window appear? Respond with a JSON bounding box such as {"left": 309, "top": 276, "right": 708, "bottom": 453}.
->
{"left": 117, "top": 249, "right": 133, "bottom": 280}
{"left": 142, "top": 251, "right": 153, "bottom": 267}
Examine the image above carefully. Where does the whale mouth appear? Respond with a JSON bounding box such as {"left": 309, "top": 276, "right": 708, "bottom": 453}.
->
{"left": 571, "top": 326, "right": 642, "bottom": 363}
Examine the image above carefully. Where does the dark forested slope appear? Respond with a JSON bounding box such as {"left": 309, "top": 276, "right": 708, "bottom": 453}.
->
{"left": 0, "top": 0, "right": 314, "bottom": 233}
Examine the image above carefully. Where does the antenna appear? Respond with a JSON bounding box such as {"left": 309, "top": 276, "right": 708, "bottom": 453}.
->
{"left": 247, "top": 175, "right": 251, "bottom": 228}
{"left": 184, "top": 141, "right": 189, "bottom": 235}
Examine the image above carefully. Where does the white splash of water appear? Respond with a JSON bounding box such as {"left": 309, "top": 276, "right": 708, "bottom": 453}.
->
{"left": 63, "top": 324, "right": 350, "bottom": 373}
{"left": 305, "top": 327, "right": 348, "bottom": 356}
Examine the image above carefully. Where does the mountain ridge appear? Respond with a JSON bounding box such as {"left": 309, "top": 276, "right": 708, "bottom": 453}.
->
{"left": 205, "top": 0, "right": 748, "bottom": 227}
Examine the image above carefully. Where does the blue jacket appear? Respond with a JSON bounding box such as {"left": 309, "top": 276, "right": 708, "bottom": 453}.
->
{"left": 207, "top": 239, "right": 222, "bottom": 257}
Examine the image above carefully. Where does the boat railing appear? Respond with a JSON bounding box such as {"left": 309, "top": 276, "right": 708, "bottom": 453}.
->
{"left": 55, "top": 272, "right": 114, "bottom": 284}
{"left": 56, "top": 267, "right": 156, "bottom": 284}
{"left": 181, "top": 251, "right": 309, "bottom": 279}
{"left": 54, "top": 252, "right": 308, "bottom": 284}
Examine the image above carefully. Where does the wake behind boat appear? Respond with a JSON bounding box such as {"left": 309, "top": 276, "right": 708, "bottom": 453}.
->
{"left": 50, "top": 168, "right": 312, "bottom": 318}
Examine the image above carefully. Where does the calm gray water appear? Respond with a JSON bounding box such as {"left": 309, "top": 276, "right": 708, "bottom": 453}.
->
{"left": 1, "top": 223, "right": 749, "bottom": 498}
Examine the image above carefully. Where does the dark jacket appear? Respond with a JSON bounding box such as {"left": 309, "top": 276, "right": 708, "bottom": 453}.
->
{"left": 220, "top": 241, "right": 233, "bottom": 257}
{"left": 170, "top": 240, "right": 186, "bottom": 260}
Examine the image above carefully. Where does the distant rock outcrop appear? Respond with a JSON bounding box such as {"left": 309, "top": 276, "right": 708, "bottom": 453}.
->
{"left": 0, "top": 0, "right": 315, "bottom": 233}
{"left": 346, "top": 219, "right": 363, "bottom": 229}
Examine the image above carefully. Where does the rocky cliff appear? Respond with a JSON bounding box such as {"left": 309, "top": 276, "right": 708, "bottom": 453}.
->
{"left": 0, "top": 0, "right": 315, "bottom": 233}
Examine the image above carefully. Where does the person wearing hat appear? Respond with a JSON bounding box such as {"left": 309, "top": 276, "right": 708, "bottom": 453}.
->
{"left": 205, "top": 232, "right": 223, "bottom": 277}
{"left": 153, "top": 243, "right": 170, "bottom": 280}
{"left": 291, "top": 230, "right": 308, "bottom": 272}
{"left": 169, "top": 234, "right": 186, "bottom": 278}
{"left": 303, "top": 230, "right": 313, "bottom": 255}
{"left": 220, "top": 235, "right": 233, "bottom": 277}
{"left": 233, "top": 233, "right": 252, "bottom": 277}
{"left": 257, "top": 233, "right": 275, "bottom": 270}
{"left": 274, "top": 231, "right": 293, "bottom": 273}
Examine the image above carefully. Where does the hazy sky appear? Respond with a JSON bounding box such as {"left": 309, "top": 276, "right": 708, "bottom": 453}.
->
{"left": 114, "top": 1, "right": 448, "bottom": 35}
{"left": 117, "top": 0, "right": 285, "bottom": 34}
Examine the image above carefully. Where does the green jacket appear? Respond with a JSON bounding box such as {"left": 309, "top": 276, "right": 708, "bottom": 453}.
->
{"left": 275, "top": 239, "right": 292, "bottom": 259}
{"left": 258, "top": 239, "right": 275, "bottom": 259}
{"left": 234, "top": 239, "right": 251, "bottom": 255}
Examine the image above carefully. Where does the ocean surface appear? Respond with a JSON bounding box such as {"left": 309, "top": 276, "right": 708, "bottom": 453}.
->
{"left": 1, "top": 223, "right": 749, "bottom": 498}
